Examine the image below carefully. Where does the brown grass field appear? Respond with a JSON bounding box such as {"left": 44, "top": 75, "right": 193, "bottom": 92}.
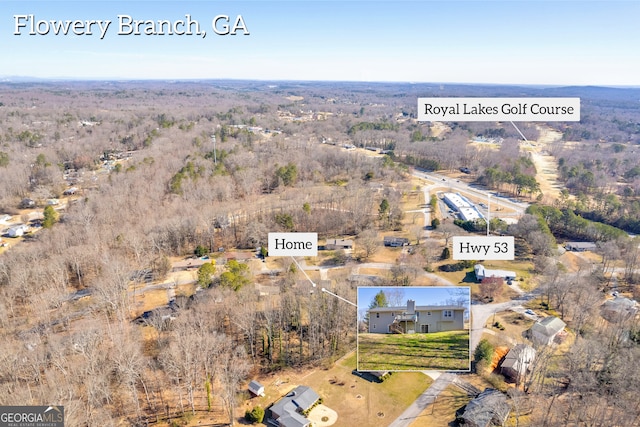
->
{"left": 243, "top": 351, "right": 433, "bottom": 427}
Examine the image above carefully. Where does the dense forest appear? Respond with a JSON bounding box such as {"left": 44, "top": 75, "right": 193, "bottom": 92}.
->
{"left": 1, "top": 80, "right": 640, "bottom": 426}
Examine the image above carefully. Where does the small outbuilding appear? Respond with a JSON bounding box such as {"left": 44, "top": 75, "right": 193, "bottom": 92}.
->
{"left": 248, "top": 380, "right": 265, "bottom": 397}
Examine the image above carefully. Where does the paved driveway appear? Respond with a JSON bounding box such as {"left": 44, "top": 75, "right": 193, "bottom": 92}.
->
{"left": 470, "top": 299, "right": 528, "bottom": 351}
{"left": 386, "top": 373, "right": 455, "bottom": 427}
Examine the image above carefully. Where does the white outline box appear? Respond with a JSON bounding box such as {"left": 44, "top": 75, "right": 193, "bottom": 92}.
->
{"left": 452, "top": 236, "right": 515, "bottom": 260}
{"left": 268, "top": 232, "right": 318, "bottom": 256}
{"left": 418, "top": 97, "right": 580, "bottom": 122}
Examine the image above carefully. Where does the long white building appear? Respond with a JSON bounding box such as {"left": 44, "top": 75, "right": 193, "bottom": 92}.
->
{"left": 474, "top": 264, "right": 516, "bottom": 281}
{"left": 442, "top": 192, "right": 484, "bottom": 221}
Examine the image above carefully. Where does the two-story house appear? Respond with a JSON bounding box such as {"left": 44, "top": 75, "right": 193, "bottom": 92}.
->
{"left": 367, "top": 299, "right": 466, "bottom": 334}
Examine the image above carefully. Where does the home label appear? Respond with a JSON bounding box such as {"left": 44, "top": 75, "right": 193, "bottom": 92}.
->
{"left": 452, "top": 236, "right": 514, "bottom": 260}
{"left": 268, "top": 232, "right": 318, "bottom": 256}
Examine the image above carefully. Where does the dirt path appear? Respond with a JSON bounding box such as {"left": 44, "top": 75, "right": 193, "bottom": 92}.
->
{"left": 529, "top": 125, "right": 564, "bottom": 202}
{"left": 430, "top": 122, "right": 450, "bottom": 138}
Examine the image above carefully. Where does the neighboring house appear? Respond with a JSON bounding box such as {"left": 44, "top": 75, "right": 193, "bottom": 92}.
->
{"left": 368, "top": 299, "right": 465, "bottom": 334}
{"left": 132, "top": 304, "right": 178, "bottom": 325}
{"left": 565, "top": 241, "right": 597, "bottom": 252}
{"left": 269, "top": 385, "right": 320, "bottom": 427}
{"left": 248, "top": 380, "right": 265, "bottom": 397}
{"left": 600, "top": 297, "right": 639, "bottom": 323}
{"left": 528, "top": 316, "right": 566, "bottom": 346}
{"left": 474, "top": 264, "right": 516, "bottom": 282}
{"left": 19, "top": 198, "right": 35, "bottom": 209}
{"left": 7, "top": 224, "right": 28, "bottom": 238}
{"left": 325, "top": 239, "right": 354, "bottom": 250}
{"left": 458, "top": 388, "right": 510, "bottom": 427}
{"left": 500, "top": 344, "right": 536, "bottom": 383}
{"left": 383, "top": 236, "right": 410, "bottom": 247}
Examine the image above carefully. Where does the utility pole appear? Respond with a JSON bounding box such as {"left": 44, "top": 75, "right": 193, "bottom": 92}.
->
{"left": 487, "top": 193, "right": 491, "bottom": 236}
{"left": 211, "top": 134, "right": 217, "bottom": 165}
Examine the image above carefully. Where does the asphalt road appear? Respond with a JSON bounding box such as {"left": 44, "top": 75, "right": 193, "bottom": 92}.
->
{"left": 469, "top": 298, "right": 529, "bottom": 351}
{"left": 412, "top": 169, "right": 529, "bottom": 217}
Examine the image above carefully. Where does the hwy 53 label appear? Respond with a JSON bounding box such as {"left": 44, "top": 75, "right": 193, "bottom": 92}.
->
{"left": 452, "top": 236, "right": 514, "bottom": 260}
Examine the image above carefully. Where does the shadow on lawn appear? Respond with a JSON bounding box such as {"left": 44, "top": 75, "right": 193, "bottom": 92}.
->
{"left": 351, "top": 369, "right": 387, "bottom": 383}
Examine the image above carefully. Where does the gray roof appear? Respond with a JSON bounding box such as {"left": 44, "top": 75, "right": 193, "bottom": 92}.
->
{"left": 326, "top": 239, "right": 353, "bottom": 246}
{"left": 270, "top": 386, "right": 319, "bottom": 424}
{"left": 501, "top": 344, "right": 535, "bottom": 372}
{"left": 384, "top": 236, "right": 410, "bottom": 243}
{"left": 474, "top": 264, "right": 516, "bottom": 280}
{"left": 602, "top": 297, "right": 637, "bottom": 311}
{"left": 600, "top": 297, "right": 638, "bottom": 322}
{"left": 565, "top": 241, "right": 597, "bottom": 250}
{"left": 460, "top": 388, "right": 510, "bottom": 427}
{"left": 248, "top": 380, "right": 264, "bottom": 392}
{"left": 369, "top": 305, "right": 465, "bottom": 313}
{"left": 531, "top": 316, "right": 566, "bottom": 338}
{"left": 278, "top": 412, "right": 310, "bottom": 427}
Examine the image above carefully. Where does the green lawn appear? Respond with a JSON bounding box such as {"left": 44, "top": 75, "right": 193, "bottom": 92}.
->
{"left": 358, "top": 330, "right": 470, "bottom": 371}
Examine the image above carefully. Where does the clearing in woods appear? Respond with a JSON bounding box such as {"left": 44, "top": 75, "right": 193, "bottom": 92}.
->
{"left": 529, "top": 125, "right": 564, "bottom": 202}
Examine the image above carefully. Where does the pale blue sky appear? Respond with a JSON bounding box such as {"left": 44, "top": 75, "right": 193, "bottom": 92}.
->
{"left": 2, "top": 1, "right": 639, "bottom": 84}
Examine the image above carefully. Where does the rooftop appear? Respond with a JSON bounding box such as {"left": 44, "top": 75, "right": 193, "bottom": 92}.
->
{"left": 460, "top": 388, "right": 510, "bottom": 427}
{"left": 369, "top": 305, "right": 465, "bottom": 312}
{"left": 531, "top": 316, "right": 566, "bottom": 337}
{"left": 270, "top": 385, "right": 320, "bottom": 427}
{"left": 501, "top": 344, "right": 535, "bottom": 371}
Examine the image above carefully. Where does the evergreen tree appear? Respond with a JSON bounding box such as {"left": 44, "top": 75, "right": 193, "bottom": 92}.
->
{"left": 43, "top": 205, "right": 59, "bottom": 228}
{"left": 197, "top": 261, "right": 216, "bottom": 288}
